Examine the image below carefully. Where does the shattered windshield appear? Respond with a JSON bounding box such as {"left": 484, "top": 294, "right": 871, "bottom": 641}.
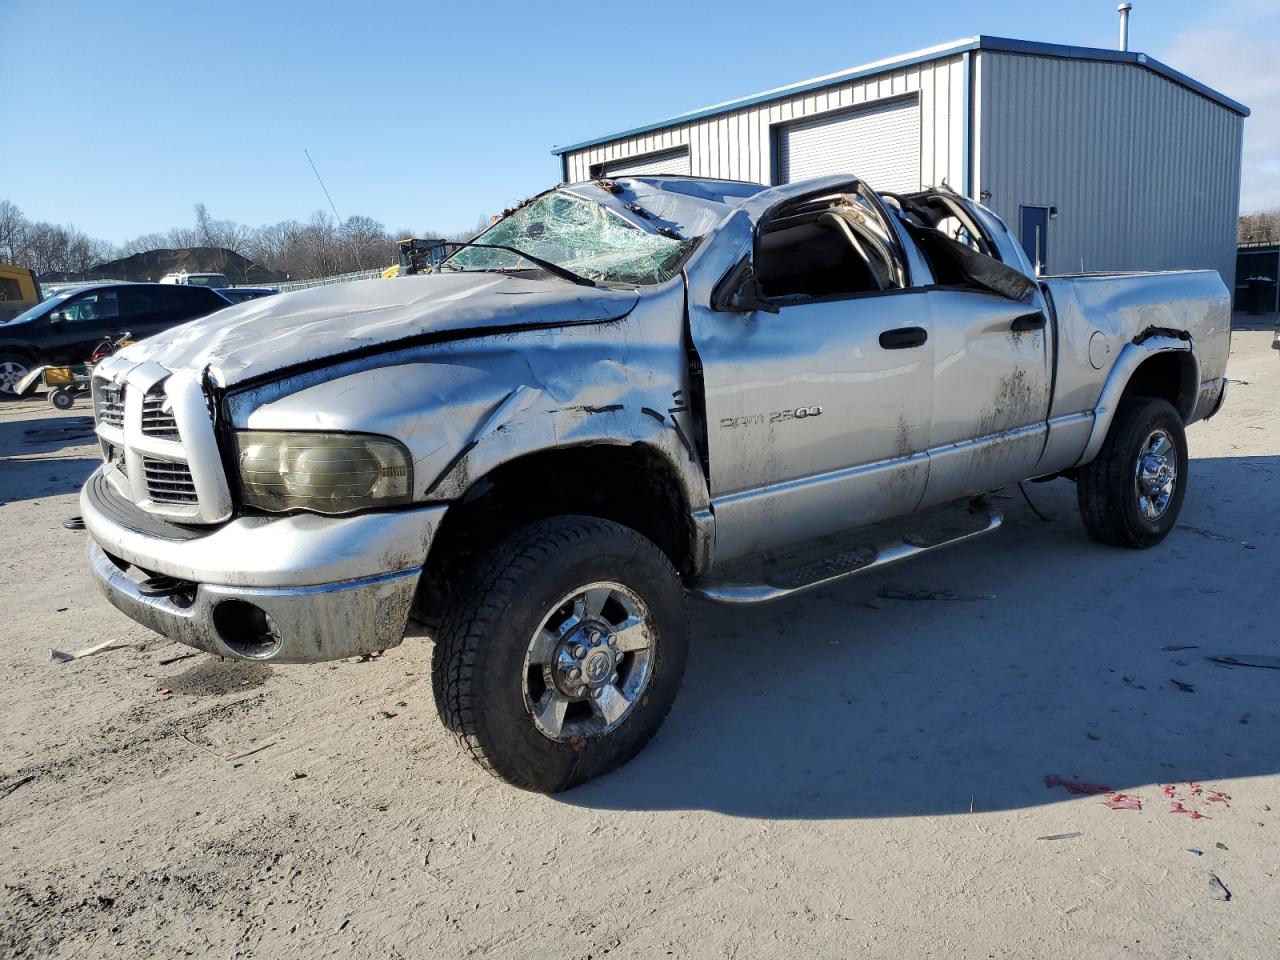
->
{"left": 445, "top": 191, "right": 695, "bottom": 286}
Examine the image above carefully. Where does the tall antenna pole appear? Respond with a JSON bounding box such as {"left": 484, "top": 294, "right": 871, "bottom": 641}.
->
{"left": 304, "top": 148, "right": 364, "bottom": 271}
{"left": 304, "top": 148, "right": 344, "bottom": 224}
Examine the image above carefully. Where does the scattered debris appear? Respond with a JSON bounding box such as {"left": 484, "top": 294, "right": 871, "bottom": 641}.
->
{"left": 1, "top": 775, "right": 35, "bottom": 800}
{"left": 1122, "top": 676, "right": 1147, "bottom": 690}
{"left": 1216, "top": 842, "right": 1229, "bottom": 851}
{"left": 289, "top": 771, "right": 308, "bottom": 781}
{"left": 377, "top": 710, "right": 399, "bottom": 720}
{"left": 1170, "top": 801, "right": 1212, "bottom": 820}
{"left": 1206, "top": 791, "right": 1231, "bottom": 807}
{"left": 180, "top": 733, "right": 276, "bottom": 764}
{"left": 1209, "top": 654, "right": 1280, "bottom": 671}
{"left": 1100, "top": 793, "right": 1142, "bottom": 811}
{"left": 158, "top": 652, "right": 197, "bottom": 667}
{"left": 49, "top": 638, "right": 129, "bottom": 663}
{"left": 1037, "top": 832, "right": 1082, "bottom": 841}
{"left": 1171, "top": 679, "right": 1195, "bottom": 693}
{"left": 1186, "top": 781, "right": 1204, "bottom": 797}
{"left": 1161, "top": 644, "right": 1199, "bottom": 652}
{"left": 877, "top": 588, "right": 994, "bottom": 602}
{"left": 22, "top": 420, "right": 96, "bottom": 444}
{"left": 156, "top": 688, "right": 172, "bottom": 697}
{"left": 1178, "top": 525, "right": 1240, "bottom": 544}
{"left": 62, "top": 516, "right": 85, "bottom": 530}
{"left": 1045, "top": 774, "right": 1112, "bottom": 796}
{"left": 1208, "top": 874, "right": 1232, "bottom": 901}
{"left": 1187, "top": 848, "right": 1204, "bottom": 856}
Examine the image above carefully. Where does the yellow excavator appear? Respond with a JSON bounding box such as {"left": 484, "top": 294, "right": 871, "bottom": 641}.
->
{"left": 382, "top": 238, "right": 462, "bottom": 278}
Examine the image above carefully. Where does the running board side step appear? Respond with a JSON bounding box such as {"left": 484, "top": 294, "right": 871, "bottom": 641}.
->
{"left": 688, "top": 506, "right": 1003, "bottom": 604}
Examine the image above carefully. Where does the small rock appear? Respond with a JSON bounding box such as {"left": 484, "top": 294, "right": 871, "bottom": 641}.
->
{"left": 288, "top": 771, "right": 307, "bottom": 781}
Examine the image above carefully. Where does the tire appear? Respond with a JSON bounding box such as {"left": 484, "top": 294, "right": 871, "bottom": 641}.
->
{"left": 1077, "top": 397, "right": 1188, "bottom": 548}
{"left": 49, "top": 388, "right": 76, "bottom": 410}
{"left": 0, "top": 353, "right": 32, "bottom": 401}
{"left": 432, "top": 515, "right": 688, "bottom": 793}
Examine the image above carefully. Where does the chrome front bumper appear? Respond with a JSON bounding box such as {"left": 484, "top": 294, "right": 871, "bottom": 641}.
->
{"left": 82, "top": 469, "right": 448, "bottom": 662}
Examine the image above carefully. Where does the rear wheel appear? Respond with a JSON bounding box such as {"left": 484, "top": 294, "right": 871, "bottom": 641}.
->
{"left": 1077, "top": 397, "right": 1188, "bottom": 548}
{"left": 0, "top": 353, "right": 32, "bottom": 401}
{"left": 432, "top": 515, "right": 688, "bottom": 793}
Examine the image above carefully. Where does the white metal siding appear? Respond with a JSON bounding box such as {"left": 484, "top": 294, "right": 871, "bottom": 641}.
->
{"left": 777, "top": 97, "right": 921, "bottom": 190}
{"left": 976, "top": 51, "right": 1244, "bottom": 286}
{"left": 560, "top": 56, "right": 965, "bottom": 191}
{"left": 598, "top": 148, "right": 691, "bottom": 177}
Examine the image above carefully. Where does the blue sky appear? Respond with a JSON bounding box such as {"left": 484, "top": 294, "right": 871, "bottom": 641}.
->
{"left": 1, "top": 0, "right": 1275, "bottom": 243}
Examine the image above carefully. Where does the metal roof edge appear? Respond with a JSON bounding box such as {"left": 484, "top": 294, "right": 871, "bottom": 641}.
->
{"left": 551, "top": 34, "right": 1249, "bottom": 157}
{"left": 550, "top": 37, "right": 982, "bottom": 155}
{"left": 973, "top": 36, "right": 1250, "bottom": 116}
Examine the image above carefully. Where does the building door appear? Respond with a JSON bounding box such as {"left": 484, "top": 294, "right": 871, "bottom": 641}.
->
{"left": 1019, "top": 206, "right": 1050, "bottom": 274}
{"left": 774, "top": 96, "right": 921, "bottom": 192}
{"left": 595, "top": 148, "right": 691, "bottom": 178}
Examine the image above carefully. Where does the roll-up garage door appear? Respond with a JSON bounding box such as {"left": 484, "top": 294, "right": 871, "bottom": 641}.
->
{"left": 597, "top": 148, "right": 692, "bottom": 177}
{"left": 777, "top": 96, "right": 921, "bottom": 192}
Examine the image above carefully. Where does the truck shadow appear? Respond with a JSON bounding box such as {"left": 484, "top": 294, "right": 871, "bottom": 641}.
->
{"left": 0, "top": 414, "right": 99, "bottom": 504}
{"left": 567, "top": 455, "right": 1279, "bottom": 818}
{"left": 0, "top": 454, "right": 99, "bottom": 503}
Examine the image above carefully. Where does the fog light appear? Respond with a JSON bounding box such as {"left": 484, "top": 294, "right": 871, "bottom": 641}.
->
{"left": 212, "top": 600, "right": 282, "bottom": 660}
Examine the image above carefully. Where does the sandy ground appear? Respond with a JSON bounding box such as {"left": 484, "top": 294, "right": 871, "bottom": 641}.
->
{"left": 1, "top": 331, "right": 1277, "bottom": 959}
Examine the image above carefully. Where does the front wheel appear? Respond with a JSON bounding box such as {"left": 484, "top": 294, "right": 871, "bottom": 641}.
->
{"left": 432, "top": 515, "right": 689, "bottom": 793}
{"left": 1077, "top": 397, "right": 1188, "bottom": 548}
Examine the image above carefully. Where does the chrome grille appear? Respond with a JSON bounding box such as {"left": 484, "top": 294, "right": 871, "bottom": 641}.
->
{"left": 142, "top": 457, "right": 198, "bottom": 503}
{"left": 141, "top": 387, "right": 179, "bottom": 438}
{"left": 96, "top": 383, "right": 125, "bottom": 428}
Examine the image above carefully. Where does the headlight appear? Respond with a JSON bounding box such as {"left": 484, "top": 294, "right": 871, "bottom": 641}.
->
{"left": 235, "top": 431, "right": 412, "bottom": 514}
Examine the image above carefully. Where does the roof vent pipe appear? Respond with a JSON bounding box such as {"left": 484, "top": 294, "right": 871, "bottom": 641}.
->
{"left": 1118, "top": 3, "right": 1132, "bottom": 51}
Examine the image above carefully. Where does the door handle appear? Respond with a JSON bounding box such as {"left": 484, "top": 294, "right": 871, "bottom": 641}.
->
{"left": 1011, "top": 311, "right": 1046, "bottom": 332}
{"left": 878, "top": 326, "right": 928, "bottom": 350}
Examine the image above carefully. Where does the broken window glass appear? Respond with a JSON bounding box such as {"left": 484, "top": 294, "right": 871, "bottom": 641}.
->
{"left": 446, "top": 192, "right": 695, "bottom": 286}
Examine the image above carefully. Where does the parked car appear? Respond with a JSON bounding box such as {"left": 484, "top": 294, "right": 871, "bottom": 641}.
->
{"left": 215, "top": 287, "right": 277, "bottom": 304}
{"left": 159, "top": 272, "right": 230, "bottom": 287}
{"left": 0, "top": 263, "right": 43, "bottom": 324}
{"left": 81, "top": 174, "right": 1229, "bottom": 792}
{"left": 0, "top": 282, "right": 229, "bottom": 398}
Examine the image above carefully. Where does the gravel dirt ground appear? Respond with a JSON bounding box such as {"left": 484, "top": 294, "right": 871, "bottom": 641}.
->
{"left": 2, "top": 330, "right": 1277, "bottom": 959}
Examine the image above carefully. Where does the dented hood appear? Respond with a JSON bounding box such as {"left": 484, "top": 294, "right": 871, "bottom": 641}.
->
{"left": 117, "top": 271, "right": 640, "bottom": 386}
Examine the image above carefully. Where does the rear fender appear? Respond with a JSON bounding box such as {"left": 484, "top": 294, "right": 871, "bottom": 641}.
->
{"left": 1076, "top": 335, "right": 1198, "bottom": 465}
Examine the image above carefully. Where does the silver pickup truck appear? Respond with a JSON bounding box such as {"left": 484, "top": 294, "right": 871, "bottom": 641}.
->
{"left": 82, "top": 174, "right": 1230, "bottom": 792}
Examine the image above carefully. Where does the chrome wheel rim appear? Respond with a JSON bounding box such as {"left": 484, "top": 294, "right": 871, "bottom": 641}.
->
{"left": 0, "top": 359, "right": 29, "bottom": 396}
{"left": 1135, "top": 428, "right": 1177, "bottom": 521}
{"left": 522, "top": 581, "right": 655, "bottom": 742}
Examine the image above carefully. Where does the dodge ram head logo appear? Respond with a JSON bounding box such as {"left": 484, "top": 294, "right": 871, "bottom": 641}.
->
{"left": 719, "top": 406, "right": 823, "bottom": 430}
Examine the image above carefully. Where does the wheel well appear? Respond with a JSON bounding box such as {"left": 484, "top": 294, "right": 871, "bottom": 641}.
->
{"left": 414, "top": 443, "right": 695, "bottom": 628}
{"left": 1120, "top": 351, "right": 1197, "bottom": 422}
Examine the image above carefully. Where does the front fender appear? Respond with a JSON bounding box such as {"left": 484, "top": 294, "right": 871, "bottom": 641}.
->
{"left": 228, "top": 283, "right": 712, "bottom": 533}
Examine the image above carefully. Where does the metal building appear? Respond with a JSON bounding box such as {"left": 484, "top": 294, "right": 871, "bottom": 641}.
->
{"left": 552, "top": 36, "right": 1249, "bottom": 286}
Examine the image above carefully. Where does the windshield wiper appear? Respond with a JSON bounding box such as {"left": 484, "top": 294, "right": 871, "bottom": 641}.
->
{"left": 442, "top": 242, "right": 598, "bottom": 288}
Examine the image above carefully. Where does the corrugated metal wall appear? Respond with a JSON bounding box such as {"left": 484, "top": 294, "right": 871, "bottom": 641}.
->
{"left": 560, "top": 56, "right": 967, "bottom": 190}
{"left": 976, "top": 51, "right": 1244, "bottom": 286}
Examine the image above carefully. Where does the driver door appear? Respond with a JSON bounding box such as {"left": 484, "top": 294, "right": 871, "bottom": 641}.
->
{"left": 686, "top": 184, "right": 934, "bottom": 562}
{"left": 45, "top": 289, "right": 120, "bottom": 363}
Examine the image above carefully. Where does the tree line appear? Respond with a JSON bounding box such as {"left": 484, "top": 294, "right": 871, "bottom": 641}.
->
{"left": 1238, "top": 209, "right": 1280, "bottom": 245}
{"left": 0, "top": 199, "right": 490, "bottom": 280}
